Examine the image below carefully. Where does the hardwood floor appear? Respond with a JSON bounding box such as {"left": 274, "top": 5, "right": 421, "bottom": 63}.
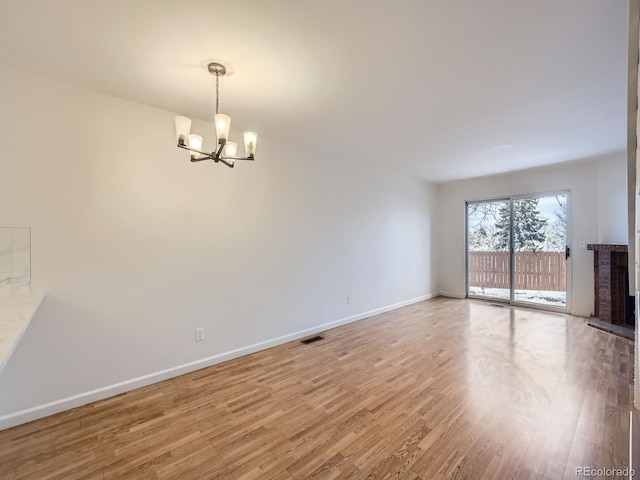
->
{"left": 0, "top": 297, "right": 634, "bottom": 479}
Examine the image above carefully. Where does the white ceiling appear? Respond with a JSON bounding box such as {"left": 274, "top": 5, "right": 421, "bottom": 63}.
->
{"left": 0, "top": 0, "right": 629, "bottom": 182}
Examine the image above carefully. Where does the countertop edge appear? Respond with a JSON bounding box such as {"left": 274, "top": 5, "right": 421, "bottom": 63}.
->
{"left": 0, "top": 291, "right": 45, "bottom": 376}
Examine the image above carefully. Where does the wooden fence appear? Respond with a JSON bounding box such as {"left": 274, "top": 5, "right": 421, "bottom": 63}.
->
{"left": 468, "top": 251, "right": 566, "bottom": 291}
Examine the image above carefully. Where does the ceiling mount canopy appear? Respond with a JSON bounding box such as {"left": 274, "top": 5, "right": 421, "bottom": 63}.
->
{"left": 207, "top": 62, "right": 226, "bottom": 76}
{"left": 175, "top": 62, "right": 257, "bottom": 169}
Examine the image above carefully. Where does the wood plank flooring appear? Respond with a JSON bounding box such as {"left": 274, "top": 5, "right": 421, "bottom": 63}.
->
{"left": 0, "top": 297, "right": 634, "bottom": 479}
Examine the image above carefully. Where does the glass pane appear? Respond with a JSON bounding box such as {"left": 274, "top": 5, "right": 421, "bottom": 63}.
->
{"left": 467, "top": 200, "right": 511, "bottom": 301}
{"left": 512, "top": 194, "right": 567, "bottom": 309}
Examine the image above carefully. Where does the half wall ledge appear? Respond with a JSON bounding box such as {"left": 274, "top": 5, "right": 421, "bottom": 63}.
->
{"left": 0, "top": 290, "right": 45, "bottom": 375}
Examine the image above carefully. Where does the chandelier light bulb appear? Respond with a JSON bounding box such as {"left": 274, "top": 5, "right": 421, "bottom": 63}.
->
{"left": 175, "top": 116, "right": 192, "bottom": 143}
{"left": 215, "top": 114, "right": 231, "bottom": 143}
{"left": 243, "top": 132, "right": 258, "bottom": 157}
{"left": 188, "top": 134, "right": 203, "bottom": 158}
{"left": 224, "top": 141, "right": 237, "bottom": 157}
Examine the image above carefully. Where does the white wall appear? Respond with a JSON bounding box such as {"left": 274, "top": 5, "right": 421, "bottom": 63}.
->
{"left": 0, "top": 68, "right": 437, "bottom": 427}
{"left": 436, "top": 155, "right": 628, "bottom": 317}
{"left": 597, "top": 160, "right": 629, "bottom": 244}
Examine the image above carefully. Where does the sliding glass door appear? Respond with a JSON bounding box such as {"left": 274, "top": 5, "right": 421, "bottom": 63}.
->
{"left": 466, "top": 199, "right": 511, "bottom": 301}
{"left": 466, "top": 193, "right": 568, "bottom": 310}
{"left": 512, "top": 194, "right": 567, "bottom": 308}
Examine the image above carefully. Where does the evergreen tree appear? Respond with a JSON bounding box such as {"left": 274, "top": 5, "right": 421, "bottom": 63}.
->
{"left": 494, "top": 203, "right": 511, "bottom": 251}
{"left": 494, "top": 198, "right": 547, "bottom": 252}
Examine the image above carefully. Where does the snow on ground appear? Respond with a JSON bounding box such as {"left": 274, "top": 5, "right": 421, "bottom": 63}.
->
{"left": 468, "top": 286, "right": 566, "bottom": 308}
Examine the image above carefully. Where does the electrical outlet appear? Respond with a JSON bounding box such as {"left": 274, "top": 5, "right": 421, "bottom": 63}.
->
{"left": 347, "top": 296, "right": 352, "bottom": 304}
{"left": 195, "top": 328, "right": 205, "bottom": 342}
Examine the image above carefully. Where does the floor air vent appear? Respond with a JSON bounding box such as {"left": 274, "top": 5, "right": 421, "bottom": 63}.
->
{"left": 488, "top": 303, "right": 505, "bottom": 308}
{"left": 301, "top": 335, "right": 325, "bottom": 344}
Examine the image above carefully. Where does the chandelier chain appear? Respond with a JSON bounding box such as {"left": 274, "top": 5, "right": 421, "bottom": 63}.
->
{"left": 215, "top": 72, "right": 220, "bottom": 115}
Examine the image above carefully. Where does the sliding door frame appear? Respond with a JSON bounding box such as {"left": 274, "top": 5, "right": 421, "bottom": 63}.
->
{"left": 465, "top": 190, "right": 572, "bottom": 313}
{"left": 465, "top": 197, "right": 511, "bottom": 304}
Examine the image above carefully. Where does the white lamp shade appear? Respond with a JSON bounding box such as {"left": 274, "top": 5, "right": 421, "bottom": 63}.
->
{"left": 223, "top": 141, "right": 237, "bottom": 158}
{"left": 175, "top": 116, "right": 192, "bottom": 143}
{"left": 243, "top": 131, "right": 257, "bottom": 156}
{"left": 188, "top": 134, "right": 203, "bottom": 158}
{"left": 215, "top": 114, "right": 231, "bottom": 143}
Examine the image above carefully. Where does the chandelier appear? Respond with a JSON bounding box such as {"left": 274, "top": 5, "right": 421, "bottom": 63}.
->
{"left": 174, "top": 62, "right": 257, "bottom": 168}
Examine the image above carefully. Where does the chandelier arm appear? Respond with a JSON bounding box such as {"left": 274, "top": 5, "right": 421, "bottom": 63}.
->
{"left": 215, "top": 141, "right": 226, "bottom": 158}
{"left": 221, "top": 156, "right": 255, "bottom": 161}
{"left": 217, "top": 157, "right": 235, "bottom": 168}
{"left": 178, "top": 141, "right": 238, "bottom": 165}
{"left": 191, "top": 156, "right": 233, "bottom": 168}
{"left": 177, "top": 142, "right": 214, "bottom": 158}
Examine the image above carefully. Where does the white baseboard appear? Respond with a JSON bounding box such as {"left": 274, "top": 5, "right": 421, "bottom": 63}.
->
{"left": 0, "top": 292, "right": 438, "bottom": 431}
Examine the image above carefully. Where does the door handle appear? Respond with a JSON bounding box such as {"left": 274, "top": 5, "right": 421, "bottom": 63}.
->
{"left": 565, "top": 246, "right": 570, "bottom": 259}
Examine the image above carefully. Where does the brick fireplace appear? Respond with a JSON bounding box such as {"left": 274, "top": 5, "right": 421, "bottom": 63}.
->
{"left": 586, "top": 244, "right": 631, "bottom": 325}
